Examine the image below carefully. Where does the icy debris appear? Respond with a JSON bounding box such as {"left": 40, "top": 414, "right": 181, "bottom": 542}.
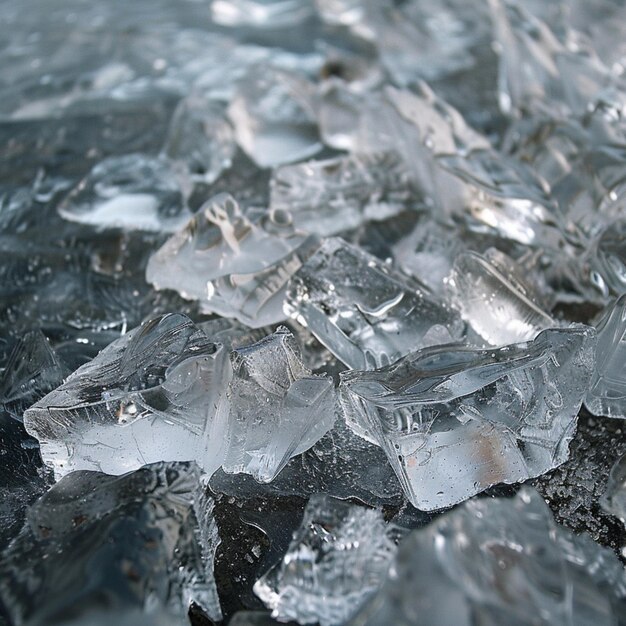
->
{"left": 211, "top": 0, "right": 315, "bottom": 28}
{"left": 585, "top": 295, "right": 626, "bottom": 419}
{"left": 285, "top": 237, "right": 465, "bottom": 370}
{"left": 254, "top": 494, "right": 400, "bottom": 626}
{"left": 270, "top": 152, "right": 413, "bottom": 237}
{"left": 146, "top": 193, "right": 319, "bottom": 328}
{"left": 341, "top": 326, "right": 595, "bottom": 511}
{"left": 446, "top": 250, "right": 556, "bottom": 346}
{"left": 162, "top": 94, "right": 236, "bottom": 185}
{"left": 601, "top": 452, "right": 626, "bottom": 525}
{"left": 349, "top": 488, "right": 626, "bottom": 625}
{"left": 228, "top": 65, "right": 322, "bottom": 168}
{"left": 58, "top": 154, "right": 192, "bottom": 233}
{"left": 588, "top": 220, "right": 626, "bottom": 299}
{"left": 0, "top": 461, "right": 222, "bottom": 625}
{"left": 221, "top": 326, "right": 336, "bottom": 482}
{"left": 24, "top": 315, "right": 334, "bottom": 482}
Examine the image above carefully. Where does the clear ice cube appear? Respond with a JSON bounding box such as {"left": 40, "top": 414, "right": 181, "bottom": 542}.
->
{"left": 348, "top": 488, "right": 626, "bottom": 625}
{"left": 254, "top": 494, "right": 400, "bottom": 626}
{"left": 585, "top": 295, "right": 626, "bottom": 419}
{"left": 340, "top": 326, "right": 596, "bottom": 510}
{"left": 146, "top": 193, "right": 319, "bottom": 328}
{"left": 58, "top": 154, "right": 192, "bottom": 233}
{"left": 0, "top": 461, "right": 222, "bottom": 624}
{"left": 285, "top": 237, "right": 465, "bottom": 370}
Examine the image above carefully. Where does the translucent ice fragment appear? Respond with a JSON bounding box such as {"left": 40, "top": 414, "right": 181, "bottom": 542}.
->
{"left": 146, "top": 193, "right": 319, "bottom": 328}
{"left": 222, "top": 327, "right": 336, "bottom": 482}
{"left": 58, "top": 154, "right": 191, "bottom": 232}
{"left": 585, "top": 295, "right": 626, "bottom": 419}
{"left": 24, "top": 313, "right": 231, "bottom": 478}
{"left": 341, "top": 326, "right": 596, "bottom": 511}
{"left": 254, "top": 495, "right": 399, "bottom": 626}
{"left": 285, "top": 237, "right": 465, "bottom": 370}
{"left": 162, "top": 95, "right": 236, "bottom": 185}
{"left": 270, "top": 153, "right": 412, "bottom": 237}
{"left": 349, "top": 488, "right": 626, "bottom": 625}
{"left": 211, "top": 0, "right": 314, "bottom": 28}
{"left": 589, "top": 220, "right": 626, "bottom": 299}
{"left": 446, "top": 250, "right": 556, "bottom": 345}
{"left": 0, "top": 462, "right": 222, "bottom": 624}
{"left": 228, "top": 66, "right": 322, "bottom": 168}
{"left": 601, "top": 453, "right": 626, "bottom": 525}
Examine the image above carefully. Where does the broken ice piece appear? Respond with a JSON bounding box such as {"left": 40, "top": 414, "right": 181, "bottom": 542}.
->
{"left": 585, "top": 295, "right": 626, "bottom": 419}
{"left": 340, "top": 326, "right": 595, "bottom": 511}
{"left": 601, "top": 452, "right": 626, "bottom": 525}
{"left": 24, "top": 313, "right": 232, "bottom": 478}
{"left": 588, "top": 220, "right": 626, "bottom": 300}
{"left": 162, "top": 94, "right": 236, "bottom": 185}
{"left": 146, "top": 193, "right": 319, "bottom": 328}
{"left": 446, "top": 250, "right": 556, "bottom": 346}
{"left": 254, "top": 494, "right": 400, "bottom": 626}
{"left": 348, "top": 488, "right": 626, "bottom": 625}
{"left": 270, "top": 153, "right": 413, "bottom": 237}
{"left": 211, "top": 0, "right": 315, "bottom": 28}
{"left": 58, "top": 154, "right": 191, "bottom": 232}
{"left": 228, "top": 65, "right": 322, "bottom": 168}
{"left": 222, "top": 326, "right": 336, "bottom": 483}
{"left": 0, "top": 461, "right": 221, "bottom": 625}
{"left": 285, "top": 237, "right": 465, "bottom": 370}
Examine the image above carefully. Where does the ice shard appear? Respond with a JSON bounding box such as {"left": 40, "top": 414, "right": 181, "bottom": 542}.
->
{"left": 589, "top": 220, "right": 626, "bottom": 299}
{"left": 24, "top": 316, "right": 334, "bottom": 483}
{"left": 24, "top": 313, "right": 230, "bottom": 478}
{"left": 285, "top": 237, "right": 465, "bottom": 370}
{"left": 221, "top": 326, "right": 336, "bottom": 483}
{"left": 58, "top": 154, "right": 192, "bottom": 233}
{"left": 0, "top": 462, "right": 222, "bottom": 625}
{"left": 341, "top": 326, "right": 596, "bottom": 511}
{"left": 162, "top": 94, "right": 236, "bottom": 185}
{"left": 585, "top": 295, "right": 626, "bottom": 419}
{"left": 348, "top": 488, "right": 626, "bottom": 626}
{"left": 228, "top": 65, "right": 322, "bottom": 168}
{"left": 446, "top": 250, "right": 556, "bottom": 346}
{"left": 601, "top": 452, "right": 626, "bottom": 525}
{"left": 269, "top": 152, "right": 413, "bottom": 237}
{"left": 254, "top": 494, "right": 400, "bottom": 626}
{"left": 146, "top": 193, "right": 319, "bottom": 328}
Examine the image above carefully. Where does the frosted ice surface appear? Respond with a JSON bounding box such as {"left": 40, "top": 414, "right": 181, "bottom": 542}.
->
{"left": 348, "top": 488, "right": 626, "bottom": 625}
{"left": 254, "top": 494, "right": 400, "bottom": 626}
{"left": 211, "top": 0, "right": 314, "bottom": 28}
{"left": 228, "top": 65, "right": 322, "bottom": 168}
{"left": 270, "top": 152, "right": 412, "bottom": 237}
{"left": 24, "top": 313, "right": 231, "bottom": 478}
{"left": 585, "top": 295, "right": 626, "bottom": 419}
{"left": 24, "top": 315, "right": 334, "bottom": 483}
{"left": 221, "top": 326, "right": 336, "bottom": 483}
{"left": 285, "top": 237, "right": 465, "bottom": 370}
{"left": 0, "top": 461, "right": 222, "bottom": 624}
{"left": 58, "top": 154, "right": 192, "bottom": 232}
{"left": 341, "top": 326, "right": 596, "bottom": 510}
{"left": 446, "top": 250, "right": 556, "bottom": 346}
{"left": 162, "top": 94, "right": 236, "bottom": 185}
{"left": 146, "top": 193, "right": 319, "bottom": 328}
{"left": 601, "top": 452, "right": 626, "bottom": 524}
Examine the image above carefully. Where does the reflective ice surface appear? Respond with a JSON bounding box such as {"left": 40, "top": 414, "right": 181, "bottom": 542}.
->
{"left": 341, "top": 326, "right": 596, "bottom": 510}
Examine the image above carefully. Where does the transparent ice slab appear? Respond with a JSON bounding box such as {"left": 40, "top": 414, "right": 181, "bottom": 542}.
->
{"left": 227, "top": 65, "right": 322, "bottom": 168}
{"left": 446, "top": 250, "right": 556, "bottom": 346}
{"left": 146, "top": 193, "right": 319, "bottom": 328}
{"left": 585, "top": 295, "right": 626, "bottom": 419}
{"left": 269, "top": 152, "right": 413, "bottom": 237}
{"left": 254, "top": 494, "right": 400, "bottom": 626}
{"left": 588, "top": 220, "right": 626, "bottom": 300}
{"left": 58, "top": 154, "right": 192, "bottom": 233}
{"left": 601, "top": 452, "right": 626, "bottom": 525}
{"left": 341, "top": 326, "right": 596, "bottom": 510}
{"left": 348, "top": 488, "right": 626, "bottom": 626}
{"left": 0, "top": 461, "right": 222, "bottom": 625}
{"left": 24, "top": 315, "right": 335, "bottom": 483}
{"left": 285, "top": 237, "right": 465, "bottom": 370}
